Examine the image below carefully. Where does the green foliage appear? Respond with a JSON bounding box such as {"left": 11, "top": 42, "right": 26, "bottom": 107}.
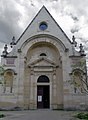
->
{"left": 75, "top": 112, "right": 88, "bottom": 120}
{"left": 0, "top": 113, "right": 5, "bottom": 118}
{"left": 0, "top": 81, "right": 2, "bottom": 84}
{"left": 0, "top": 66, "right": 4, "bottom": 75}
{"left": 71, "top": 59, "right": 86, "bottom": 71}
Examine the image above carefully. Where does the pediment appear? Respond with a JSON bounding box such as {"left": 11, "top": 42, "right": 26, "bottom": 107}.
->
{"left": 28, "top": 57, "right": 57, "bottom": 67}
{"left": 16, "top": 6, "right": 71, "bottom": 49}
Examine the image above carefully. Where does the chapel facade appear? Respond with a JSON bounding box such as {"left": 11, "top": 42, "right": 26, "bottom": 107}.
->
{"left": 0, "top": 6, "right": 88, "bottom": 110}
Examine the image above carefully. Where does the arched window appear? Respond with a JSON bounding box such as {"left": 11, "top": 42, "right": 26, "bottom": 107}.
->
{"left": 40, "top": 53, "right": 46, "bottom": 56}
{"left": 4, "top": 70, "right": 14, "bottom": 93}
{"left": 37, "top": 75, "right": 49, "bottom": 83}
{"left": 72, "top": 70, "right": 83, "bottom": 93}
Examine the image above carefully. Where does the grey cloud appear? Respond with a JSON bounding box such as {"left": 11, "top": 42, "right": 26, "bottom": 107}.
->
{"left": 0, "top": 0, "right": 88, "bottom": 47}
{"left": 64, "top": 0, "right": 88, "bottom": 17}
{"left": 0, "top": 0, "right": 23, "bottom": 44}
{"left": 71, "top": 28, "right": 79, "bottom": 34}
{"left": 0, "top": 0, "right": 41, "bottom": 45}
{"left": 71, "top": 26, "right": 80, "bottom": 34}
{"left": 77, "top": 37, "right": 88, "bottom": 44}
{"left": 69, "top": 13, "right": 79, "bottom": 22}
{"left": 84, "top": 45, "right": 88, "bottom": 51}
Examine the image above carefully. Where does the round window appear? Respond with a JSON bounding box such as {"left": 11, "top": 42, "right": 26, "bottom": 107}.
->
{"left": 39, "top": 22, "right": 48, "bottom": 31}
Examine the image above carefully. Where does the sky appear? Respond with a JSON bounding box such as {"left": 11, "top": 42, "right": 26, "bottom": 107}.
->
{"left": 0, "top": 0, "right": 88, "bottom": 65}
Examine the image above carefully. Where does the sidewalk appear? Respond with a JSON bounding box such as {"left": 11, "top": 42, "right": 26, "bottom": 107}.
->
{"left": 1, "top": 110, "right": 77, "bottom": 120}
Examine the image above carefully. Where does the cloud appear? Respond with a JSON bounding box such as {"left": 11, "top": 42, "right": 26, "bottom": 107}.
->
{"left": 71, "top": 26, "right": 80, "bottom": 34}
{"left": 0, "top": 0, "right": 88, "bottom": 62}
{"left": 0, "top": 0, "right": 22, "bottom": 44}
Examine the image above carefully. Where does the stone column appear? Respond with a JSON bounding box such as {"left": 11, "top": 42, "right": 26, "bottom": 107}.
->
{"left": 16, "top": 53, "right": 24, "bottom": 108}
{"left": 52, "top": 67, "right": 57, "bottom": 109}
{"left": 33, "top": 82, "right": 37, "bottom": 109}
{"left": 30, "top": 67, "right": 35, "bottom": 109}
{"left": 12, "top": 74, "right": 17, "bottom": 94}
{"left": 23, "top": 66, "right": 30, "bottom": 110}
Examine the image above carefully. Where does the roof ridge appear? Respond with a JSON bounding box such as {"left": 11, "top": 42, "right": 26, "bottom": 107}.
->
{"left": 16, "top": 5, "right": 71, "bottom": 44}
{"left": 16, "top": 6, "right": 45, "bottom": 44}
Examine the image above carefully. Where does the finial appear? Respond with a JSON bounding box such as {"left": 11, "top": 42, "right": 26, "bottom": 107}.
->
{"left": 1, "top": 44, "right": 8, "bottom": 57}
{"left": 72, "top": 35, "right": 77, "bottom": 47}
{"left": 10, "top": 36, "right": 16, "bottom": 48}
{"left": 72, "top": 35, "right": 75, "bottom": 42}
{"left": 79, "top": 43, "right": 85, "bottom": 56}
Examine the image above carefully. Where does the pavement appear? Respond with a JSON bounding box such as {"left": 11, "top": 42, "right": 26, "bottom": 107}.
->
{"left": 1, "top": 110, "right": 78, "bottom": 120}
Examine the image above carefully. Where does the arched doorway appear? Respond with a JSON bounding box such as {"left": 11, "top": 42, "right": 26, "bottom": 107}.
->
{"left": 37, "top": 75, "right": 50, "bottom": 108}
{"left": 24, "top": 39, "right": 63, "bottom": 109}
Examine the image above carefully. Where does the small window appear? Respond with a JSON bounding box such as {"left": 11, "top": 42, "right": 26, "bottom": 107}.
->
{"left": 37, "top": 75, "right": 49, "bottom": 83}
{"left": 40, "top": 53, "right": 46, "bottom": 56}
{"left": 39, "top": 22, "right": 48, "bottom": 31}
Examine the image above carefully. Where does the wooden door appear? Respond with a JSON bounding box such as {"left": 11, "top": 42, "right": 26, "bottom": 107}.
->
{"left": 37, "top": 85, "right": 50, "bottom": 108}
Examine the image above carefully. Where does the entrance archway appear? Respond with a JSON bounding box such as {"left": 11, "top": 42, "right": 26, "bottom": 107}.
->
{"left": 37, "top": 75, "right": 49, "bottom": 83}
{"left": 37, "top": 75, "right": 50, "bottom": 108}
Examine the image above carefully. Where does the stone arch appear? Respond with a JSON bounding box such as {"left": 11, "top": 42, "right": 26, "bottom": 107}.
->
{"left": 23, "top": 36, "right": 64, "bottom": 109}
{"left": 4, "top": 69, "right": 16, "bottom": 75}
{"left": 37, "top": 75, "right": 50, "bottom": 83}
{"left": 72, "top": 69, "right": 84, "bottom": 93}
{"left": 26, "top": 41, "right": 61, "bottom": 65}
{"left": 40, "top": 53, "right": 47, "bottom": 56}
{"left": 37, "top": 75, "right": 50, "bottom": 108}
{"left": 4, "top": 69, "right": 14, "bottom": 93}
{"left": 20, "top": 35, "right": 66, "bottom": 57}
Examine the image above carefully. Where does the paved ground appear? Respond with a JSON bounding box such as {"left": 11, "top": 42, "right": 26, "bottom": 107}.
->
{"left": 1, "top": 110, "right": 78, "bottom": 120}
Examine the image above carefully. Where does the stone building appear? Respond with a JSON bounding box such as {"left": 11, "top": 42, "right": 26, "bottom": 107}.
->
{"left": 0, "top": 6, "right": 88, "bottom": 110}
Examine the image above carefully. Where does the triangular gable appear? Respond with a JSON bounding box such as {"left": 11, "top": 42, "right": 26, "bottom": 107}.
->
{"left": 16, "top": 6, "right": 71, "bottom": 48}
{"left": 27, "top": 57, "right": 57, "bottom": 67}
